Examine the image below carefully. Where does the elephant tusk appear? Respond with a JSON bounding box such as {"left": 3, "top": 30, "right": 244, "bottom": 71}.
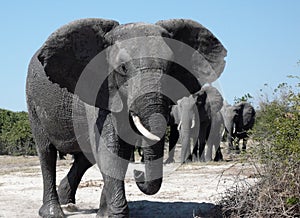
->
{"left": 191, "top": 119, "right": 195, "bottom": 129}
{"left": 177, "top": 121, "right": 182, "bottom": 131}
{"left": 132, "top": 115, "right": 160, "bottom": 141}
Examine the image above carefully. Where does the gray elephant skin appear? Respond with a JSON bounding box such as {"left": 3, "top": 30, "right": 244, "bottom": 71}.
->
{"left": 165, "top": 86, "right": 224, "bottom": 164}
{"left": 26, "top": 18, "right": 226, "bottom": 217}
{"left": 221, "top": 102, "right": 256, "bottom": 152}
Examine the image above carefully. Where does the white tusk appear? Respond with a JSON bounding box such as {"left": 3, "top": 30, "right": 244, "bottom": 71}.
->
{"left": 177, "top": 121, "right": 182, "bottom": 131}
{"left": 221, "top": 128, "right": 226, "bottom": 138}
{"left": 132, "top": 115, "right": 160, "bottom": 141}
{"left": 191, "top": 119, "right": 195, "bottom": 129}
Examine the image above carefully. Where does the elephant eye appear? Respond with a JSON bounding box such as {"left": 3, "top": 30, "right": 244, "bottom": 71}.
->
{"left": 118, "top": 63, "right": 127, "bottom": 76}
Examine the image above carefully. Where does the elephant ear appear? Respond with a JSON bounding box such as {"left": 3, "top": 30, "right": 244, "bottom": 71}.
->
{"left": 238, "top": 102, "right": 256, "bottom": 130}
{"left": 156, "top": 19, "right": 227, "bottom": 93}
{"left": 196, "top": 86, "right": 223, "bottom": 114}
{"left": 37, "top": 18, "right": 122, "bottom": 111}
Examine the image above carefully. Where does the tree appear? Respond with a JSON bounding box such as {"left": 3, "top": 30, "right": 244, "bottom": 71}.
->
{"left": 233, "top": 93, "right": 253, "bottom": 104}
{"left": 0, "top": 109, "right": 36, "bottom": 155}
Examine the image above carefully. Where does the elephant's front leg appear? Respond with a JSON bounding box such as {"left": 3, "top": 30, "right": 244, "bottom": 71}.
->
{"left": 181, "top": 130, "right": 193, "bottom": 163}
{"left": 97, "top": 138, "right": 132, "bottom": 218}
{"left": 242, "top": 137, "right": 248, "bottom": 150}
{"left": 97, "top": 174, "right": 129, "bottom": 218}
{"left": 227, "top": 131, "right": 235, "bottom": 153}
{"left": 194, "top": 126, "right": 207, "bottom": 162}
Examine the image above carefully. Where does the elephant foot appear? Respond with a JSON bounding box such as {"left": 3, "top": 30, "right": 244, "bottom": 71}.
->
{"left": 164, "top": 158, "right": 175, "bottom": 164}
{"left": 214, "top": 156, "right": 223, "bottom": 162}
{"left": 214, "top": 152, "right": 224, "bottom": 162}
{"left": 39, "top": 200, "right": 64, "bottom": 218}
{"left": 96, "top": 208, "right": 108, "bottom": 218}
{"left": 58, "top": 178, "right": 75, "bottom": 205}
{"left": 61, "top": 203, "right": 78, "bottom": 212}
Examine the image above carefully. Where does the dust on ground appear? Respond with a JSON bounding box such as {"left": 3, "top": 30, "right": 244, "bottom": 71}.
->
{"left": 0, "top": 143, "right": 257, "bottom": 217}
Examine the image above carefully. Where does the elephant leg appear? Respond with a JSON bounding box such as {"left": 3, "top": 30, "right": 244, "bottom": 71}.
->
{"left": 97, "top": 137, "right": 131, "bottom": 217}
{"left": 198, "top": 141, "right": 206, "bottom": 162}
{"left": 205, "top": 141, "right": 213, "bottom": 161}
{"left": 214, "top": 145, "right": 223, "bottom": 161}
{"left": 165, "top": 124, "right": 178, "bottom": 164}
{"left": 58, "top": 152, "right": 95, "bottom": 205}
{"left": 242, "top": 137, "right": 247, "bottom": 150}
{"left": 227, "top": 132, "right": 235, "bottom": 153}
{"left": 237, "top": 137, "right": 240, "bottom": 149}
{"left": 197, "top": 126, "right": 207, "bottom": 162}
{"left": 181, "top": 130, "right": 192, "bottom": 163}
{"left": 192, "top": 139, "right": 199, "bottom": 161}
{"left": 36, "top": 134, "right": 64, "bottom": 217}
{"left": 97, "top": 174, "right": 129, "bottom": 218}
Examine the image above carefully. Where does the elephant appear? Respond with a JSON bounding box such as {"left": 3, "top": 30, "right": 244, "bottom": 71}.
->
{"left": 164, "top": 97, "right": 197, "bottom": 164}
{"left": 165, "top": 85, "right": 224, "bottom": 164}
{"left": 26, "top": 18, "right": 226, "bottom": 217}
{"left": 221, "top": 101, "right": 256, "bottom": 152}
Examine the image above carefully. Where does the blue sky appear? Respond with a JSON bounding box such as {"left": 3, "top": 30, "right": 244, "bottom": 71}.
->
{"left": 0, "top": 0, "right": 299, "bottom": 111}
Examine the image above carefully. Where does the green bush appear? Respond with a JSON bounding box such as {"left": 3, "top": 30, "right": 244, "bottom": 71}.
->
{"left": 254, "top": 77, "right": 300, "bottom": 161}
{"left": 220, "top": 76, "right": 300, "bottom": 217}
{"left": 0, "top": 109, "right": 36, "bottom": 156}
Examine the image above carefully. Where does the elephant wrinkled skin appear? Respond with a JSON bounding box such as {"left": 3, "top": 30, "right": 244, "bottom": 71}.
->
{"left": 26, "top": 18, "right": 226, "bottom": 217}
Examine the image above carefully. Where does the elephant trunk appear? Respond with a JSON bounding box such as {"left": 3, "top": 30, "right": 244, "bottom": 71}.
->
{"left": 134, "top": 139, "right": 164, "bottom": 195}
{"left": 130, "top": 89, "right": 168, "bottom": 195}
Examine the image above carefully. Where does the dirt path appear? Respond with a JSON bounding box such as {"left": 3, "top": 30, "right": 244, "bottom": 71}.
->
{"left": 0, "top": 145, "right": 256, "bottom": 217}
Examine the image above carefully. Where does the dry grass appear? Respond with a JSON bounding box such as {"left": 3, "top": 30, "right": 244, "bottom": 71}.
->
{"left": 218, "top": 158, "right": 300, "bottom": 217}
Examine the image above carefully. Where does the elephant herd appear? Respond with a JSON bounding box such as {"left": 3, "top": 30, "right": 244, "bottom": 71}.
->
{"left": 163, "top": 87, "right": 256, "bottom": 164}
{"left": 26, "top": 18, "right": 255, "bottom": 217}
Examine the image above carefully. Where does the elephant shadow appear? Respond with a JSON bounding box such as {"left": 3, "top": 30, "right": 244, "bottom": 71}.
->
{"left": 129, "top": 201, "right": 222, "bottom": 218}
{"left": 63, "top": 201, "right": 221, "bottom": 217}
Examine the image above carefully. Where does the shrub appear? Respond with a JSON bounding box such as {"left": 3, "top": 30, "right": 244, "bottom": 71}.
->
{"left": 0, "top": 109, "right": 36, "bottom": 155}
{"left": 219, "top": 76, "right": 300, "bottom": 217}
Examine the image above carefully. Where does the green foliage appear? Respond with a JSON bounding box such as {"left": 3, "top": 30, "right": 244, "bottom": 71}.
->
{"left": 233, "top": 93, "right": 253, "bottom": 104}
{"left": 0, "top": 109, "right": 36, "bottom": 156}
{"left": 220, "top": 75, "right": 300, "bottom": 217}
{"left": 253, "top": 76, "right": 300, "bottom": 161}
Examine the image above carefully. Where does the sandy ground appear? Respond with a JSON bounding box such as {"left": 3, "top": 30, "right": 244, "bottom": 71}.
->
{"left": 0, "top": 143, "right": 257, "bottom": 218}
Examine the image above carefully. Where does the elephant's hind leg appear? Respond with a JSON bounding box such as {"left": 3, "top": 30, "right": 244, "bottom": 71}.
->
{"left": 35, "top": 132, "right": 64, "bottom": 217}
{"left": 58, "top": 152, "right": 95, "bottom": 205}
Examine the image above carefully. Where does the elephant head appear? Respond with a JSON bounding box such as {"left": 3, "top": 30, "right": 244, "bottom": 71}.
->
{"left": 36, "top": 18, "right": 227, "bottom": 195}
{"left": 195, "top": 86, "right": 224, "bottom": 119}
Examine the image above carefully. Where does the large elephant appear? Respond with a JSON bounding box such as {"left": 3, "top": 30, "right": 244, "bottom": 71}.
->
{"left": 221, "top": 101, "right": 256, "bottom": 152}
{"left": 165, "top": 85, "right": 224, "bottom": 164}
{"left": 26, "top": 18, "right": 226, "bottom": 217}
{"left": 164, "top": 96, "right": 198, "bottom": 164}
